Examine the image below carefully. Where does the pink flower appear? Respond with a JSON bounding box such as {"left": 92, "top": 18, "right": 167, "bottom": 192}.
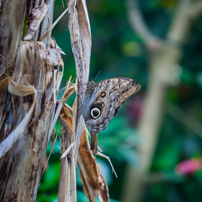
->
{"left": 176, "top": 159, "right": 202, "bottom": 175}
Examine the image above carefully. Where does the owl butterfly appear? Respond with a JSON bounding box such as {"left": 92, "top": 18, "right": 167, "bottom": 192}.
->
{"left": 82, "top": 77, "right": 141, "bottom": 132}
{"left": 82, "top": 77, "right": 140, "bottom": 153}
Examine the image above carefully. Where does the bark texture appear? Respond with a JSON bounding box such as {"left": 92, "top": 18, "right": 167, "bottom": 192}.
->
{"left": 0, "top": 1, "right": 59, "bottom": 201}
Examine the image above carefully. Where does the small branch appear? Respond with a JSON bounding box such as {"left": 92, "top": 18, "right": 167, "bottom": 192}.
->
{"left": 125, "top": 0, "right": 163, "bottom": 51}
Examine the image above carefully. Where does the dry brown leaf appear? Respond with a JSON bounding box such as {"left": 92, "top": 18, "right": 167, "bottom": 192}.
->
{"left": 78, "top": 128, "right": 109, "bottom": 202}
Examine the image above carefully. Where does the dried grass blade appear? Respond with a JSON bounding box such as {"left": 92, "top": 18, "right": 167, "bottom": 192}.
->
{"left": 40, "top": 7, "right": 69, "bottom": 42}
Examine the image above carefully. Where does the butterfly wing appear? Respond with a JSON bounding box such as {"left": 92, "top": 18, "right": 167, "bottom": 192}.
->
{"left": 82, "top": 77, "right": 141, "bottom": 133}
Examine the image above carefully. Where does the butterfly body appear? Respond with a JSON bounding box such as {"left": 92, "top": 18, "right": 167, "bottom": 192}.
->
{"left": 82, "top": 77, "right": 141, "bottom": 133}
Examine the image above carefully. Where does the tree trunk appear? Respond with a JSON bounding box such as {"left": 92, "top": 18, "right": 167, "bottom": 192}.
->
{"left": 122, "top": 1, "right": 202, "bottom": 201}
{"left": 0, "top": 1, "right": 59, "bottom": 201}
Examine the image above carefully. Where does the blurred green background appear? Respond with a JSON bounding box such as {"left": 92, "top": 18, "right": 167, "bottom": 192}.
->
{"left": 37, "top": 0, "right": 202, "bottom": 201}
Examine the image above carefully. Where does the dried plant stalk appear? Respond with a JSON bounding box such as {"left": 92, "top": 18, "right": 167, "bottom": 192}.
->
{"left": 58, "top": 106, "right": 74, "bottom": 202}
{"left": 67, "top": 0, "right": 91, "bottom": 161}
{"left": 66, "top": 0, "right": 92, "bottom": 200}
{"left": 58, "top": 104, "right": 109, "bottom": 202}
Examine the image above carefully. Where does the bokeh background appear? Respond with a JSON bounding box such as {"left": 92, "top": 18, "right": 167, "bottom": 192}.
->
{"left": 37, "top": 0, "right": 202, "bottom": 201}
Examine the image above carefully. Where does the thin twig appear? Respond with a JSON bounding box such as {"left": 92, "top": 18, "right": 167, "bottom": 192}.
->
{"left": 39, "top": 7, "right": 69, "bottom": 41}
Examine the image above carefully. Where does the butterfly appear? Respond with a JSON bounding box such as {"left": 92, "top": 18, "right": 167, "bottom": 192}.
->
{"left": 82, "top": 77, "right": 141, "bottom": 133}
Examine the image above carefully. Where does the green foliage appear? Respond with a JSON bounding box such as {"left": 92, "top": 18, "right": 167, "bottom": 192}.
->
{"left": 37, "top": 161, "right": 60, "bottom": 202}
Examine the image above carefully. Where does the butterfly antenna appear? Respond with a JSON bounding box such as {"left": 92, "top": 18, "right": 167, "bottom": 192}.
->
{"left": 94, "top": 71, "right": 100, "bottom": 82}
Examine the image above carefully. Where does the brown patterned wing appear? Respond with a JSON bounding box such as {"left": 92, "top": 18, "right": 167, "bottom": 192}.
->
{"left": 82, "top": 77, "right": 141, "bottom": 133}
